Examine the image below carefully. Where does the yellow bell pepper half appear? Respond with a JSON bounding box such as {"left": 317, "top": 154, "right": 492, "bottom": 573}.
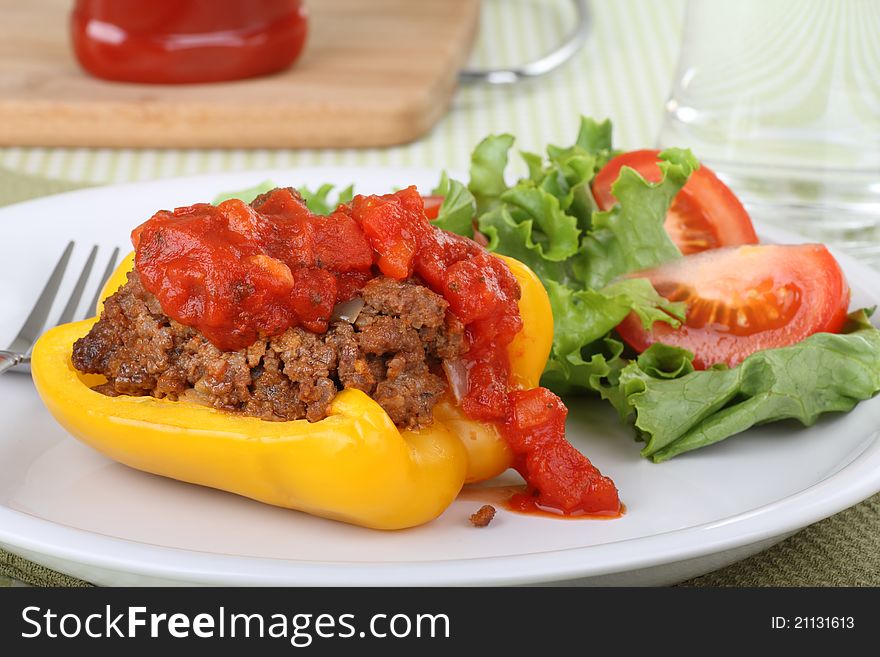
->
{"left": 31, "top": 253, "right": 553, "bottom": 530}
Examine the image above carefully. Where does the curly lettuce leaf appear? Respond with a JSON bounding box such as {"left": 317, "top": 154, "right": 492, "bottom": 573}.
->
{"left": 469, "top": 134, "right": 515, "bottom": 215}
{"left": 538, "top": 278, "right": 684, "bottom": 402}
{"left": 539, "top": 152, "right": 597, "bottom": 231}
{"left": 529, "top": 118, "right": 614, "bottom": 230}
{"left": 430, "top": 172, "right": 476, "bottom": 236}
{"left": 632, "top": 342, "right": 695, "bottom": 380}
{"left": 546, "top": 278, "right": 684, "bottom": 359}
{"left": 477, "top": 205, "right": 568, "bottom": 284}
{"left": 546, "top": 116, "right": 614, "bottom": 165}
{"left": 573, "top": 115, "right": 614, "bottom": 161}
{"left": 299, "top": 183, "right": 354, "bottom": 215}
{"left": 574, "top": 148, "right": 696, "bottom": 289}
{"left": 499, "top": 187, "right": 580, "bottom": 261}
{"left": 540, "top": 335, "right": 628, "bottom": 398}
{"left": 466, "top": 120, "right": 695, "bottom": 395}
{"left": 615, "top": 311, "right": 880, "bottom": 462}
{"left": 521, "top": 150, "right": 545, "bottom": 183}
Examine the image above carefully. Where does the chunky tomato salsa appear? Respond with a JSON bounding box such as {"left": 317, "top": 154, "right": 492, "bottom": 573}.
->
{"left": 132, "top": 187, "right": 620, "bottom": 516}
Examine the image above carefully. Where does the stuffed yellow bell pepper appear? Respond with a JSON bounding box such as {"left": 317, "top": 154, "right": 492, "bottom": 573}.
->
{"left": 32, "top": 249, "right": 552, "bottom": 530}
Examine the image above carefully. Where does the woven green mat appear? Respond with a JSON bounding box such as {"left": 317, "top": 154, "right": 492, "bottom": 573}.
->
{"left": 1, "top": 167, "right": 878, "bottom": 588}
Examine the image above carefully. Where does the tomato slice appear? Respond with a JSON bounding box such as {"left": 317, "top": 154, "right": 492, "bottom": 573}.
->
{"left": 592, "top": 149, "right": 759, "bottom": 255}
{"left": 421, "top": 194, "right": 444, "bottom": 220}
{"left": 615, "top": 244, "right": 851, "bottom": 369}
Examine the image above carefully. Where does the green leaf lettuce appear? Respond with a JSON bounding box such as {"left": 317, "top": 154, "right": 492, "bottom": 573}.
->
{"left": 615, "top": 311, "right": 880, "bottom": 462}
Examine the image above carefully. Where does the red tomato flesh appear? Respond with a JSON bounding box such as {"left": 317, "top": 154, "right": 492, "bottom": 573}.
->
{"left": 616, "top": 244, "right": 851, "bottom": 369}
{"left": 504, "top": 388, "right": 620, "bottom": 515}
{"left": 421, "top": 195, "right": 444, "bottom": 220}
{"left": 592, "top": 149, "right": 758, "bottom": 255}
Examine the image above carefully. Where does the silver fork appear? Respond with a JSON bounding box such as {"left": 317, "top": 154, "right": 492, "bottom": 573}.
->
{"left": 0, "top": 242, "right": 120, "bottom": 376}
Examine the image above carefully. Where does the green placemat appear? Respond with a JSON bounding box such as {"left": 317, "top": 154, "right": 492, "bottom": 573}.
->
{"left": 0, "top": 551, "right": 90, "bottom": 588}
{"left": 1, "top": 167, "right": 878, "bottom": 588}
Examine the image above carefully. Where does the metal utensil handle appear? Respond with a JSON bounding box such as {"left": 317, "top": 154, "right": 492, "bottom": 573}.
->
{"left": 459, "top": 0, "right": 590, "bottom": 85}
{"left": 0, "top": 350, "right": 24, "bottom": 376}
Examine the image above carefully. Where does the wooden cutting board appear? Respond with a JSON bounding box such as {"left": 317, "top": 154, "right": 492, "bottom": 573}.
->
{"left": 0, "top": 0, "right": 480, "bottom": 149}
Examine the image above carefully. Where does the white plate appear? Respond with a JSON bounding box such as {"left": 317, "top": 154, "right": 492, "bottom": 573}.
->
{"left": 1, "top": 167, "right": 879, "bottom": 587}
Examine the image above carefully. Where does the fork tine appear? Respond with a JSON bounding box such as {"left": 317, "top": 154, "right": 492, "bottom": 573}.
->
{"left": 84, "top": 247, "right": 121, "bottom": 320}
{"left": 8, "top": 241, "right": 74, "bottom": 355}
{"left": 57, "top": 245, "right": 98, "bottom": 325}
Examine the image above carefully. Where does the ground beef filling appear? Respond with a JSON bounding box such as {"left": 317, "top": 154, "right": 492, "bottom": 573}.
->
{"left": 72, "top": 272, "right": 466, "bottom": 429}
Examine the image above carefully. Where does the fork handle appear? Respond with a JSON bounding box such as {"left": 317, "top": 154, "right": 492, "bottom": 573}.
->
{"left": 0, "top": 350, "right": 25, "bottom": 376}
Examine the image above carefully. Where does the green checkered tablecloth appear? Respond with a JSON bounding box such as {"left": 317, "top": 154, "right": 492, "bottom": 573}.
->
{"left": 2, "top": 0, "right": 879, "bottom": 587}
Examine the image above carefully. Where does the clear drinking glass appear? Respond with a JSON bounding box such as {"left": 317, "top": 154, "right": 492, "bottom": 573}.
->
{"left": 658, "top": 0, "right": 880, "bottom": 265}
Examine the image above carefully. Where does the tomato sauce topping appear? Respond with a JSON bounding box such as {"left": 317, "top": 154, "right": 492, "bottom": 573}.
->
{"left": 132, "top": 186, "right": 620, "bottom": 516}
{"left": 503, "top": 388, "right": 620, "bottom": 515}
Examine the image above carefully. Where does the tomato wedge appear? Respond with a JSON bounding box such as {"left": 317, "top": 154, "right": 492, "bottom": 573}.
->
{"left": 592, "top": 149, "right": 758, "bottom": 255}
{"left": 616, "top": 244, "right": 850, "bottom": 369}
{"left": 421, "top": 194, "right": 444, "bottom": 220}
